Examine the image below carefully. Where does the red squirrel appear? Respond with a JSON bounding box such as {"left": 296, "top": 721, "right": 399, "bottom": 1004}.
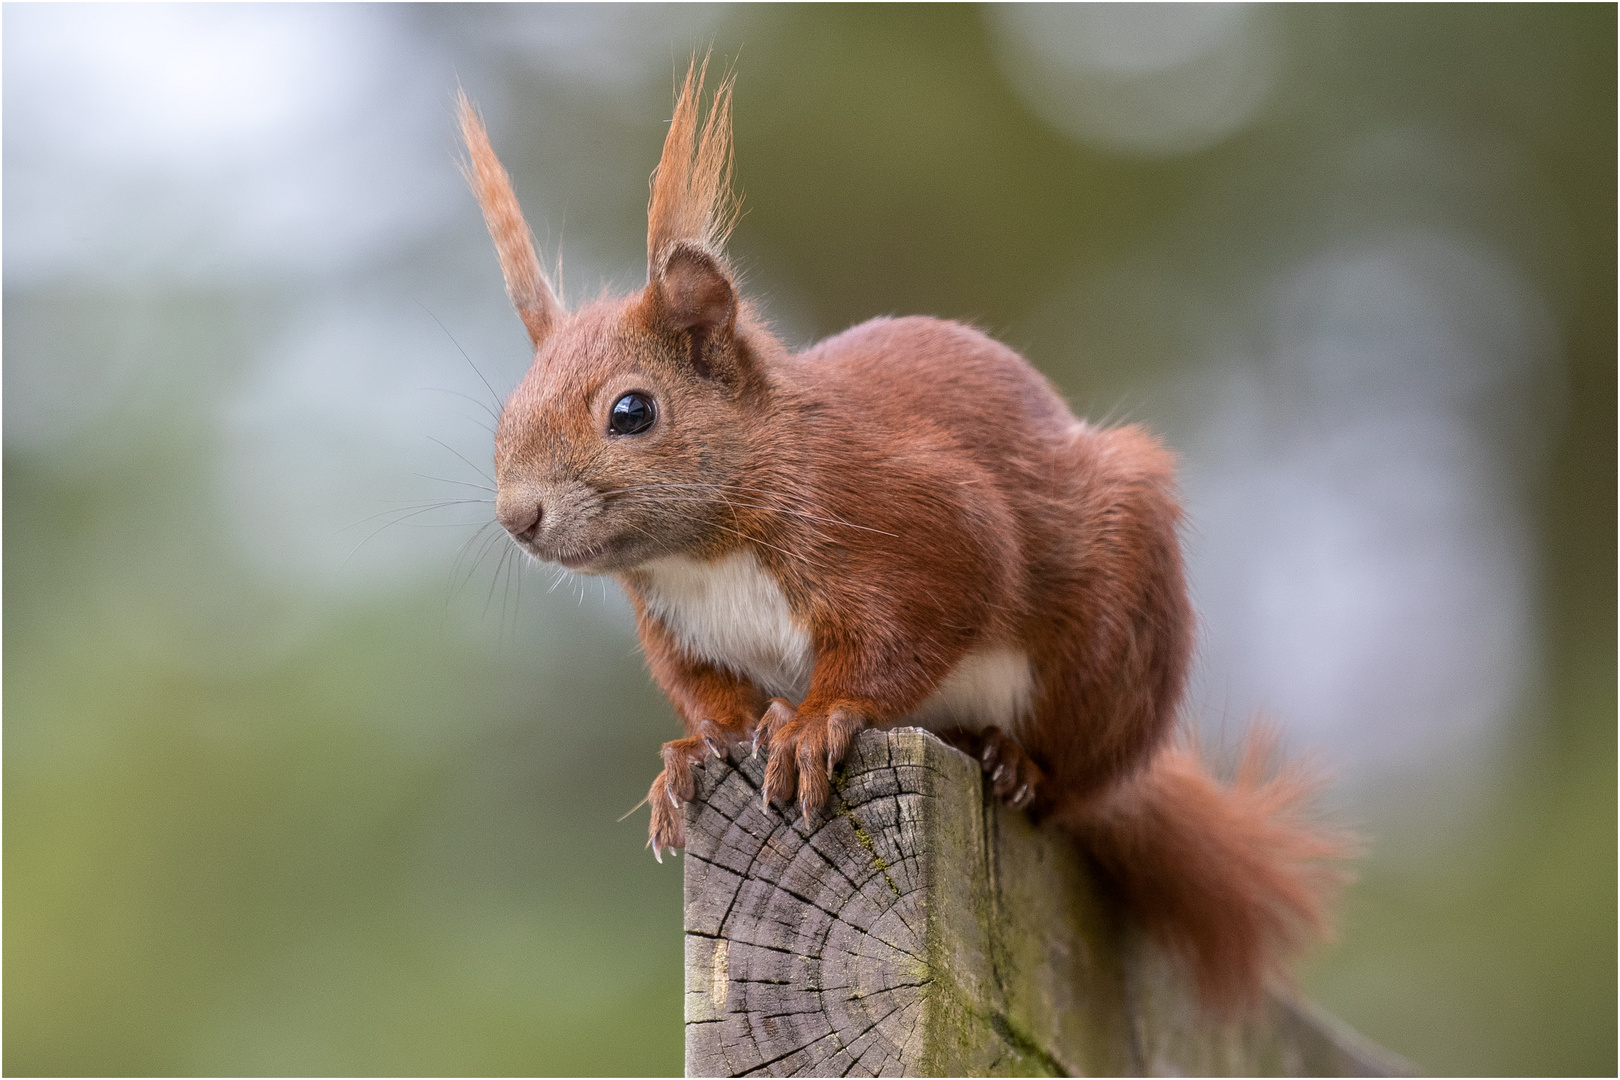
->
{"left": 458, "top": 62, "right": 1349, "bottom": 1012}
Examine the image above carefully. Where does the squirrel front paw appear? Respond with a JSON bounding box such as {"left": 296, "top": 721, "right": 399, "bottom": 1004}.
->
{"left": 646, "top": 728, "right": 730, "bottom": 861}
{"left": 647, "top": 770, "right": 685, "bottom": 859}
{"left": 754, "top": 698, "right": 866, "bottom": 820}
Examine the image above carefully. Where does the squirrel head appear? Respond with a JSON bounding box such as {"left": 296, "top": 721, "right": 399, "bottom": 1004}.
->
{"left": 461, "top": 58, "right": 775, "bottom": 575}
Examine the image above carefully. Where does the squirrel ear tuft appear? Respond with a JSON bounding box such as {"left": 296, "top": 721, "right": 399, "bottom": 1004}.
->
{"left": 457, "top": 89, "right": 563, "bottom": 349}
{"left": 647, "top": 54, "right": 738, "bottom": 270}
{"left": 650, "top": 242, "right": 735, "bottom": 334}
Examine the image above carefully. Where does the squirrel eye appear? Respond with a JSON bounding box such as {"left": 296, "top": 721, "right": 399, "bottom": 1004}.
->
{"left": 608, "top": 392, "right": 656, "bottom": 436}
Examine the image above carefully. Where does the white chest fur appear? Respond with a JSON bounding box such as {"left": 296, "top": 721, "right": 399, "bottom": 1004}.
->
{"left": 903, "top": 646, "right": 1035, "bottom": 733}
{"left": 638, "top": 550, "right": 1035, "bottom": 732}
{"left": 640, "top": 551, "right": 814, "bottom": 700}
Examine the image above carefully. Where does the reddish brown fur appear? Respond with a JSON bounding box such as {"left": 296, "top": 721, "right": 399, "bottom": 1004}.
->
{"left": 1058, "top": 729, "right": 1353, "bottom": 1010}
{"left": 462, "top": 63, "right": 1351, "bottom": 1014}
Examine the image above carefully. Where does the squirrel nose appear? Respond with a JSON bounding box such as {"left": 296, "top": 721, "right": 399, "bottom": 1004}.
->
{"left": 497, "top": 496, "right": 543, "bottom": 541}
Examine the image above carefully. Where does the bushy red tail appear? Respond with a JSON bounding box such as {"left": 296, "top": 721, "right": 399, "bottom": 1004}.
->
{"left": 1057, "top": 729, "right": 1354, "bottom": 1013}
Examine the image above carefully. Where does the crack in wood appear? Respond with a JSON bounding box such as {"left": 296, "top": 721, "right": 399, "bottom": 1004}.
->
{"left": 832, "top": 772, "right": 902, "bottom": 899}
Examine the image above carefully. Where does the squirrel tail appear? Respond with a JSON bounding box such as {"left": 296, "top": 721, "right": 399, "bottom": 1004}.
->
{"left": 1055, "top": 726, "right": 1354, "bottom": 1013}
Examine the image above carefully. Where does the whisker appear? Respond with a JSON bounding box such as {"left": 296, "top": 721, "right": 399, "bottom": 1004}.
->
{"left": 512, "top": 545, "right": 534, "bottom": 639}
{"left": 408, "top": 520, "right": 501, "bottom": 528}
{"left": 428, "top": 435, "right": 497, "bottom": 485}
{"left": 617, "top": 794, "right": 651, "bottom": 823}
{"left": 419, "top": 301, "right": 504, "bottom": 415}
{"left": 419, "top": 385, "right": 501, "bottom": 424}
{"left": 449, "top": 519, "right": 501, "bottom": 589}
{"left": 599, "top": 480, "right": 901, "bottom": 533}
{"left": 610, "top": 517, "right": 681, "bottom": 568}
{"left": 712, "top": 521, "right": 806, "bottom": 563}
{"left": 609, "top": 493, "right": 900, "bottom": 537}
{"left": 514, "top": 547, "right": 527, "bottom": 639}
{"left": 500, "top": 543, "right": 516, "bottom": 645}
{"left": 339, "top": 498, "right": 493, "bottom": 534}
{"left": 601, "top": 480, "right": 809, "bottom": 499}
{"left": 441, "top": 520, "right": 498, "bottom": 623}
{"left": 416, "top": 473, "right": 496, "bottom": 493}
{"left": 461, "top": 527, "right": 512, "bottom": 596}
{"left": 341, "top": 501, "right": 494, "bottom": 566}
{"left": 485, "top": 544, "right": 514, "bottom": 618}
{"left": 636, "top": 501, "right": 809, "bottom": 564}
{"left": 444, "top": 533, "right": 491, "bottom": 615}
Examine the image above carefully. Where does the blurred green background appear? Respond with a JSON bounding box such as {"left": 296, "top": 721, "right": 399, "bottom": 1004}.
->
{"left": 5, "top": 4, "right": 1613, "bottom": 1076}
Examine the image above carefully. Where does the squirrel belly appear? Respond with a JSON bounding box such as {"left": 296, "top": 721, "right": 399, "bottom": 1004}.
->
{"left": 460, "top": 61, "right": 1350, "bottom": 1016}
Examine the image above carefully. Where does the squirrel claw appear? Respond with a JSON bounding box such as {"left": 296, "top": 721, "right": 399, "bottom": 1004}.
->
{"left": 973, "top": 727, "right": 1046, "bottom": 813}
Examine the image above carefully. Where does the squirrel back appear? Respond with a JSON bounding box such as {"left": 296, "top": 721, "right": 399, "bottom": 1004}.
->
{"left": 459, "top": 59, "right": 1351, "bottom": 1013}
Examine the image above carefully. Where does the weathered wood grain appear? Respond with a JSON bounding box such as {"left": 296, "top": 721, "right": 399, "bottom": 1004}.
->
{"left": 683, "top": 727, "right": 1405, "bottom": 1078}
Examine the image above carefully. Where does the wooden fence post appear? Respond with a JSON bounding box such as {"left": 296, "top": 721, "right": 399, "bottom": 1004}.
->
{"left": 682, "top": 727, "right": 1406, "bottom": 1077}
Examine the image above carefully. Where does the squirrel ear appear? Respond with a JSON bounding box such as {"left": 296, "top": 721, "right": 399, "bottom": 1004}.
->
{"left": 457, "top": 90, "right": 563, "bottom": 349}
{"left": 647, "top": 242, "right": 736, "bottom": 335}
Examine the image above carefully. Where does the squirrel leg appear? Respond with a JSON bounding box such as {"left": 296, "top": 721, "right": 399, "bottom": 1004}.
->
{"left": 755, "top": 698, "right": 866, "bottom": 821}
{"left": 637, "top": 615, "right": 770, "bottom": 856}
